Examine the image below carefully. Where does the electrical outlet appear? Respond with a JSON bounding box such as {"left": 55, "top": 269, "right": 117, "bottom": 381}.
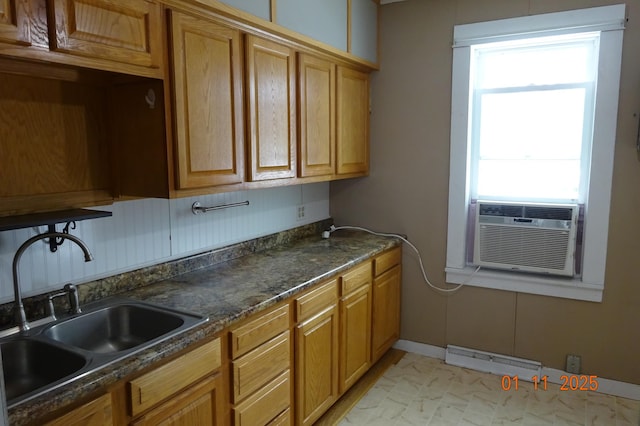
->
{"left": 566, "top": 354, "right": 581, "bottom": 374}
{"left": 297, "top": 205, "right": 305, "bottom": 221}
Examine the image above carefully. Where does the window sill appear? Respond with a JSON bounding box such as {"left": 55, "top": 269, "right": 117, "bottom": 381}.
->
{"left": 445, "top": 266, "right": 603, "bottom": 302}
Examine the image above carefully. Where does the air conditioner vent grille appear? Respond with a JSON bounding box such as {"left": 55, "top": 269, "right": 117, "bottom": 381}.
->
{"left": 478, "top": 204, "right": 573, "bottom": 220}
{"left": 479, "top": 225, "right": 570, "bottom": 270}
{"left": 478, "top": 204, "right": 523, "bottom": 217}
{"left": 473, "top": 201, "right": 578, "bottom": 276}
{"left": 523, "top": 206, "right": 573, "bottom": 221}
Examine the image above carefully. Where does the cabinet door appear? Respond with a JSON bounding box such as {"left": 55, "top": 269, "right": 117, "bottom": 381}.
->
{"left": 45, "top": 393, "right": 112, "bottom": 426}
{"left": 295, "top": 304, "right": 339, "bottom": 426}
{"left": 336, "top": 66, "right": 369, "bottom": 175}
{"left": 298, "top": 53, "right": 335, "bottom": 178}
{"left": 246, "top": 35, "right": 296, "bottom": 181}
{"left": 0, "top": 0, "right": 30, "bottom": 45}
{"left": 169, "top": 11, "right": 245, "bottom": 189}
{"left": 339, "top": 284, "right": 371, "bottom": 393}
{"left": 50, "top": 0, "right": 161, "bottom": 68}
{"left": 132, "top": 373, "right": 223, "bottom": 426}
{"left": 372, "top": 264, "right": 401, "bottom": 362}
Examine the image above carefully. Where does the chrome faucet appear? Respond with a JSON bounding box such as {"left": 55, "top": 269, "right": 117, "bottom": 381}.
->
{"left": 12, "top": 231, "right": 93, "bottom": 332}
{"left": 64, "top": 283, "right": 82, "bottom": 314}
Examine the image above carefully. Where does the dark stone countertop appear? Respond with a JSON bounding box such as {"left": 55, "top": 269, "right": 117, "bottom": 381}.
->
{"left": 8, "top": 230, "right": 400, "bottom": 425}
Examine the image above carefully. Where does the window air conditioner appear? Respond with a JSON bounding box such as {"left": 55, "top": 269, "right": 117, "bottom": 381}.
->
{"left": 473, "top": 201, "right": 579, "bottom": 277}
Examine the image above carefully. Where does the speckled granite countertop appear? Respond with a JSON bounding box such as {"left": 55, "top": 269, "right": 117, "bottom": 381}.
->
{"left": 8, "top": 229, "right": 400, "bottom": 425}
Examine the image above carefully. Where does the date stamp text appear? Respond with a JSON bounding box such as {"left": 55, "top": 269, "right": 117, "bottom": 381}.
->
{"left": 500, "top": 375, "right": 599, "bottom": 391}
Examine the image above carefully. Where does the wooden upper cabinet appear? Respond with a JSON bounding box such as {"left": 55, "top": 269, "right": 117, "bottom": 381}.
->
{"left": 246, "top": 35, "right": 296, "bottom": 181}
{"left": 169, "top": 11, "right": 245, "bottom": 189}
{"left": 336, "top": 66, "right": 369, "bottom": 176}
{"left": 0, "top": 0, "right": 30, "bottom": 45}
{"left": 49, "top": 0, "right": 162, "bottom": 68}
{"left": 298, "top": 53, "right": 335, "bottom": 178}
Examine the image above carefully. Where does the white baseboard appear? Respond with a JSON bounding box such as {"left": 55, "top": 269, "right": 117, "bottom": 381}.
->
{"left": 393, "top": 339, "right": 640, "bottom": 401}
{"left": 393, "top": 339, "right": 445, "bottom": 359}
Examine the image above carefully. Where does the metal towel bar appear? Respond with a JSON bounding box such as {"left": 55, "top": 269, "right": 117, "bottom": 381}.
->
{"left": 191, "top": 201, "right": 249, "bottom": 215}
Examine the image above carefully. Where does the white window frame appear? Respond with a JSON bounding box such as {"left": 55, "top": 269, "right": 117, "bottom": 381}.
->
{"left": 445, "top": 5, "right": 625, "bottom": 302}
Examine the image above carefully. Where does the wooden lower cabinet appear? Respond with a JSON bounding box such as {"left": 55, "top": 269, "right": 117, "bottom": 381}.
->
{"left": 128, "top": 339, "right": 222, "bottom": 417}
{"left": 338, "top": 261, "right": 372, "bottom": 394}
{"left": 339, "top": 283, "right": 372, "bottom": 393}
{"left": 43, "top": 252, "right": 401, "bottom": 426}
{"left": 229, "top": 303, "right": 292, "bottom": 426}
{"left": 45, "top": 393, "right": 113, "bottom": 426}
{"left": 372, "top": 248, "right": 402, "bottom": 362}
{"left": 132, "top": 373, "right": 224, "bottom": 426}
{"left": 268, "top": 408, "right": 291, "bottom": 426}
{"left": 126, "top": 338, "right": 224, "bottom": 426}
{"left": 233, "top": 370, "right": 291, "bottom": 426}
{"left": 295, "top": 304, "right": 339, "bottom": 426}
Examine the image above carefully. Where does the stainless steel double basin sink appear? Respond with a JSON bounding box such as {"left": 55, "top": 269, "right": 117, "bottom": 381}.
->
{"left": 0, "top": 299, "right": 208, "bottom": 408}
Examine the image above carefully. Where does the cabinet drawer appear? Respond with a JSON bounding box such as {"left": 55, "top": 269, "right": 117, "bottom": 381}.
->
{"left": 233, "top": 370, "right": 291, "bottom": 426}
{"left": 341, "top": 261, "right": 371, "bottom": 295}
{"left": 233, "top": 331, "right": 290, "bottom": 403}
{"left": 374, "top": 247, "right": 401, "bottom": 277}
{"left": 230, "top": 304, "right": 289, "bottom": 359}
{"left": 45, "top": 393, "right": 112, "bottom": 426}
{"left": 269, "top": 408, "right": 291, "bottom": 426}
{"left": 295, "top": 278, "right": 338, "bottom": 322}
{"left": 128, "top": 338, "right": 221, "bottom": 416}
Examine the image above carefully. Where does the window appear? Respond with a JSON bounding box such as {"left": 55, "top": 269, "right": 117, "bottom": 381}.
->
{"left": 471, "top": 33, "right": 598, "bottom": 203}
{"left": 445, "top": 5, "right": 625, "bottom": 302}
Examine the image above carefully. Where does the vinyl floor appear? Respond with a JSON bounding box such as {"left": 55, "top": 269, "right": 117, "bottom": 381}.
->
{"left": 337, "top": 352, "right": 640, "bottom": 426}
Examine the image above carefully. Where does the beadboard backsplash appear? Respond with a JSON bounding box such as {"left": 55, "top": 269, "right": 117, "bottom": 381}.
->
{"left": 0, "top": 183, "right": 329, "bottom": 303}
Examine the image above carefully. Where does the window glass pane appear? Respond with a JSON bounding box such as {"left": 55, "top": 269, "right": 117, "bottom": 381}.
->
{"left": 478, "top": 89, "right": 585, "bottom": 160}
{"left": 477, "top": 159, "right": 581, "bottom": 200}
{"left": 476, "top": 89, "right": 586, "bottom": 201}
{"left": 476, "top": 36, "right": 598, "bottom": 89}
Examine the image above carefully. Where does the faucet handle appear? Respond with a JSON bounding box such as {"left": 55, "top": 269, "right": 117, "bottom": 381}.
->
{"left": 47, "top": 291, "right": 68, "bottom": 320}
{"left": 64, "top": 283, "right": 82, "bottom": 314}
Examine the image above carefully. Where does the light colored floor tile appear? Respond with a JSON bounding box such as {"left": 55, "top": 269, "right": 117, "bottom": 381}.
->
{"left": 427, "top": 416, "right": 457, "bottom": 425}
{"left": 494, "top": 406, "right": 526, "bottom": 423}
{"left": 615, "top": 397, "right": 640, "bottom": 424}
{"left": 374, "top": 394, "right": 410, "bottom": 422}
{"left": 397, "top": 399, "right": 437, "bottom": 425}
{"left": 432, "top": 401, "right": 467, "bottom": 423}
{"left": 555, "top": 409, "right": 586, "bottom": 426}
{"left": 459, "top": 410, "right": 494, "bottom": 426}
{"left": 343, "top": 351, "right": 640, "bottom": 426}
{"left": 467, "top": 391, "right": 499, "bottom": 416}
{"left": 521, "top": 412, "right": 554, "bottom": 425}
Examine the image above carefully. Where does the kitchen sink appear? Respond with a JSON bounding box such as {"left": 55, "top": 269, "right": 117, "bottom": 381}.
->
{"left": 1, "top": 338, "right": 86, "bottom": 402}
{"left": 44, "top": 304, "right": 186, "bottom": 353}
{"left": 0, "top": 299, "right": 208, "bottom": 407}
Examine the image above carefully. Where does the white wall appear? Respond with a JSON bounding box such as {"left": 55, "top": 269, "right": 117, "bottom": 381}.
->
{"left": 0, "top": 183, "right": 330, "bottom": 303}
